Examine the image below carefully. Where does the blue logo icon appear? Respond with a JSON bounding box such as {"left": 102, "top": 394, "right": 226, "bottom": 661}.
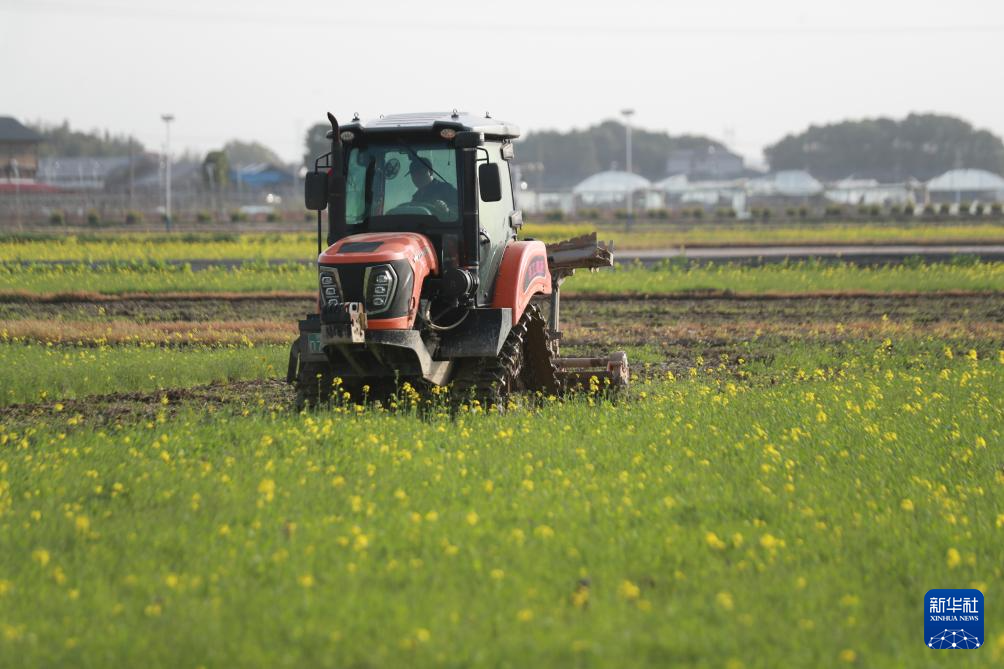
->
{"left": 925, "top": 589, "right": 983, "bottom": 649}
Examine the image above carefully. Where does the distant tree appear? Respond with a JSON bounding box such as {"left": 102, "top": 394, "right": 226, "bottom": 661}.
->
{"left": 516, "top": 120, "right": 724, "bottom": 189}
{"left": 223, "top": 140, "right": 282, "bottom": 166}
{"left": 202, "top": 150, "right": 229, "bottom": 190}
{"left": 30, "top": 120, "right": 144, "bottom": 158}
{"left": 764, "top": 114, "right": 1004, "bottom": 181}
{"left": 303, "top": 123, "right": 331, "bottom": 169}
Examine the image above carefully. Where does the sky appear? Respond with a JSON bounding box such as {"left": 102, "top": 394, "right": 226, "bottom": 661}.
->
{"left": 3, "top": 0, "right": 1003, "bottom": 167}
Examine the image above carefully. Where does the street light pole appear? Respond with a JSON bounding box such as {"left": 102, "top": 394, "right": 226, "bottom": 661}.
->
{"left": 621, "top": 108, "right": 635, "bottom": 228}
{"left": 161, "top": 114, "right": 175, "bottom": 231}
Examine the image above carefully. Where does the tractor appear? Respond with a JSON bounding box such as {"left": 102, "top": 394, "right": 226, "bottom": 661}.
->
{"left": 287, "top": 111, "right": 627, "bottom": 406}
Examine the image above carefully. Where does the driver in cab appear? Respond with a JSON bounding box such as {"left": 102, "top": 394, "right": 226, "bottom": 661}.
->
{"left": 409, "top": 157, "right": 457, "bottom": 212}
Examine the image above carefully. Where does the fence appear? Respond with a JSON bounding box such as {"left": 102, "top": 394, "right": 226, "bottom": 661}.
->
{"left": 0, "top": 184, "right": 303, "bottom": 229}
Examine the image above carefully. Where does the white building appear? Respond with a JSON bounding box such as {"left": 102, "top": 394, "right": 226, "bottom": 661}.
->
{"left": 926, "top": 169, "right": 1004, "bottom": 203}
{"left": 572, "top": 170, "right": 659, "bottom": 208}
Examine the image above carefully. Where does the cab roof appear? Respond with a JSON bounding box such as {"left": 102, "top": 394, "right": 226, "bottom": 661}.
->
{"left": 342, "top": 111, "right": 520, "bottom": 140}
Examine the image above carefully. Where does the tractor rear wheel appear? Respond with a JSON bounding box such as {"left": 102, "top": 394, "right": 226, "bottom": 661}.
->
{"left": 451, "top": 304, "right": 559, "bottom": 408}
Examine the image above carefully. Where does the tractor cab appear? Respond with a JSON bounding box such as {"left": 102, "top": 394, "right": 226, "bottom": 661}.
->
{"left": 305, "top": 112, "right": 521, "bottom": 307}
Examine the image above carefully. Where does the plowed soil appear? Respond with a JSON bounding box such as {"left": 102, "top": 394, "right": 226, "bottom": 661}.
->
{"left": 3, "top": 292, "right": 1001, "bottom": 426}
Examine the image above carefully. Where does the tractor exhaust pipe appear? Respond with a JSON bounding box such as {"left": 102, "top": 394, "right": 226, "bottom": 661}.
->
{"left": 326, "top": 112, "right": 347, "bottom": 246}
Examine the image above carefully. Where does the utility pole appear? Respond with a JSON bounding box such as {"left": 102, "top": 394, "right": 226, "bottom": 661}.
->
{"left": 161, "top": 114, "right": 175, "bottom": 231}
{"left": 621, "top": 108, "right": 635, "bottom": 228}
{"left": 127, "top": 137, "right": 135, "bottom": 212}
{"left": 12, "top": 158, "right": 22, "bottom": 231}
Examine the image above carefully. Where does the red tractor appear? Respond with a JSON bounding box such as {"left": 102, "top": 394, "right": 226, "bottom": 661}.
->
{"left": 288, "top": 111, "right": 627, "bottom": 406}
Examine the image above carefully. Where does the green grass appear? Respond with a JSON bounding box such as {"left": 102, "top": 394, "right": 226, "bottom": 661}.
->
{"left": 0, "top": 341, "right": 1002, "bottom": 667}
{"left": 569, "top": 258, "right": 1004, "bottom": 294}
{"left": 0, "top": 261, "right": 314, "bottom": 295}
{"left": 0, "top": 343, "right": 287, "bottom": 405}
{"left": 4, "top": 259, "right": 1004, "bottom": 296}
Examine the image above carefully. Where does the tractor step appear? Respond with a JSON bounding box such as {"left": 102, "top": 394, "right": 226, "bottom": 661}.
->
{"left": 554, "top": 351, "right": 629, "bottom": 390}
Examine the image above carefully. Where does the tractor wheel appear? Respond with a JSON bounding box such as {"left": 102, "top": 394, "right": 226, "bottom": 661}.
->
{"left": 451, "top": 304, "right": 559, "bottom": 408}
{"left": 294, "top": 362, "right": 399, "bottom": 410}
{"left": 294, "top": 361, "right": 334, "bottom": 410}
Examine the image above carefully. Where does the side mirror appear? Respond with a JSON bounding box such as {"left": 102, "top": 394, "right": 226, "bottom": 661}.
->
{"left": 478, "top": 163, "right": 502, "bottom": 202}
{"left": 455, "top": 131, "right": 484, "bottom": 149}
{"left": 304, "top": 171, "right": 328, "bottom": 211}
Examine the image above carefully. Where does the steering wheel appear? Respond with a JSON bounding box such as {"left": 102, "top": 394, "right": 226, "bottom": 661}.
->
{"left": 386, "top": 200, "right": 453, "bottom": 220}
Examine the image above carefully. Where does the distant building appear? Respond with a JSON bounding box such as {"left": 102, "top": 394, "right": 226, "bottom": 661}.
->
{"left": 231, "top": 163, "right": 294, "bottom": 191}
{"left": 666, "top": 146, "right": 744, "bottom": 179}
{"left": 824, "top": 178, "right": 914, "bottom": 206}
{"left": 748, "top": 170, "right": 824, "bottom": 200}
{"left": 38, "top": 157, "right": 132, "bottom": 190}
{"left": 0, "top": 116, "right": 43, "bottom": 181}
{"left": 572, "top": 170, "right": 659, "bottom": 208}
{"left": 926, "top": 169, "right": 1004, "bottom": 203}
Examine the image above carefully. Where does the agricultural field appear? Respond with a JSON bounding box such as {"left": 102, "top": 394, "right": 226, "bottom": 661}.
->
{"left": 3, "top": 219, "right": 1004, "bottom": 262}
{"left": 1, "top": 240, "right": 1002, "bottom": 666}
{"left": 4, "top": 257, "right": 1004, "bottom": 297}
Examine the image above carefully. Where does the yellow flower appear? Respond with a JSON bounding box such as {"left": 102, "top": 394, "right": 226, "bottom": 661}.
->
{"left": 257, "top": 478, "right": 276, "bottom": 502}
{"left": 618, "top": 580, "right": 640, "bottom": 601}
{"left": 900, "top": 499, "right": 914, "bottom": 512}
{"left": 490, "top": 569, "right": 505, "bottom": 581}
{"left": 516, "top": 608, "right": 534, "bottom": 622}
{"left": 760, "top": 533, "right": 782, "bottom": 550}
{"left": 74, "top": 515, "right": 90, "bottom": 533}
{"left": 571, "top": 585, "right": 590, "bottom": 608}
{"left": 32, "top": 549, "right": 51, "bottom": 567}
{"left": 716, "top": 591, "right": 735, "bottom": 611}
{"left": 838, "top": 649, "right": 856, "bottom": 663}
{"left": 466, "top": 511, "right": 479, "bottom": 526}
{"left": 415, "top": 628, "right": 431, "bottom": 643}
{"left": 534, "top": 525, "right": 554, "bottom": 539}
{"left": 946, "top": 548, "right": 961, "bottom": 569}
{"left": 705, "top": 531, "right": 727, "bottom": 551}
{"left": 298, "top": 573, "right": 315, "bottom": 588}
{"left": 144, "top": 603, "right": 162, "bottom": 617}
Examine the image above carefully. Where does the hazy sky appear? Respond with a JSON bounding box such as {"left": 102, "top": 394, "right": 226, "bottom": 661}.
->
{"left": 3, "top": 0, "right": 1002, "bottom": 166}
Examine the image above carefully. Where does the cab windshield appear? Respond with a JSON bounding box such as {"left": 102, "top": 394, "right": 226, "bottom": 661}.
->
{"left": 345, "top": 140, "right": 460, "bottom": 226}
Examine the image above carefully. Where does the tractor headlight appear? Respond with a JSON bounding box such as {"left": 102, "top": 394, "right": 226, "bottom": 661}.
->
{"left": 318, "top": 266, "right": 341, "bottom": 306}
{"left": 364, "top": 264, "right": 398, "bottom": 315}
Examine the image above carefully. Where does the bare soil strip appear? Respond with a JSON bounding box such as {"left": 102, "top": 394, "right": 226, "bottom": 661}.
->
{"left": 2, "top": 289, "right": 1001, "bottom": 304}
{"left": 2, "top": 292, "right": 1000, "bottom": 325}
{"left": 0, "top": 379, "right": 291, "bottom": 427}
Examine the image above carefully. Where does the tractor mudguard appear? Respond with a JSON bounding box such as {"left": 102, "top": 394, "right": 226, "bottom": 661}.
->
{"left": 490, "top": 240, "right": 551, "bottom": 324}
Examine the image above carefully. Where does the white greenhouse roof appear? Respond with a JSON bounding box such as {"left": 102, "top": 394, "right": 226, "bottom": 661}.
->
{"left": 655, "top": 174, "right": 689, "bottom": 193}
{"left": 926, "top": 169, "right": 1004, "bottom": 192}
{"left": 572, "top": 170, "right": 651, "bottom": 194}
{"left": 748, "top": 170, "right": 823, "bottom": 197}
